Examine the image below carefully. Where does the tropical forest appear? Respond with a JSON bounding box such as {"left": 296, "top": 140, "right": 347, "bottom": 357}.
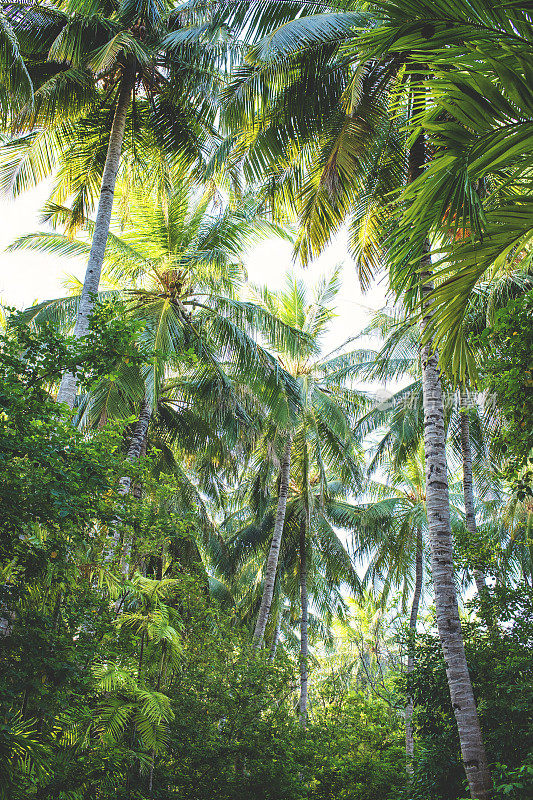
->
{"left": 0, "top": 1, "right": 532, "bottom": 799}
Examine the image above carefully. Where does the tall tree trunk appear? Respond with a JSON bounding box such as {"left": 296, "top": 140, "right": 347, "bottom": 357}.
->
{"left": 57, "top": 70, "right": 135, "bottom": 408}
{"left": 268, "top": 614, "right": 282, "bottom": 664}
{"left": 459, "top": 386, "right": 486, "bottom": 595}
{"left": 107, "top": 398, "right": 151, "bottom": 571}
{"left": 253, "top": 435, "right": 292, "bottom": 649}
{"left": 409, "top": 132, "right": 492, "bottom": 799}
{"left": 405, "top": 528, "right": 423, "bottom": 772}
{"left": 118, "top": 399, "right": 152, "bottom": 575}
{"left": 420, "top": 268, "right": 492, "bottom": 799}
{"left": 298, "top": 518, "right": 308, "bottom": 728}
{"left": 119, "top": 398, "right": 152, "bottom": 497}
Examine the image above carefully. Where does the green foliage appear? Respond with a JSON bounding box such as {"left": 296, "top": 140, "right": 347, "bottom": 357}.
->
{"left": 302, "top": 692, "right": 406, "bottom": 800}
{"left": 474, "top": 290, "right": 533, "bottom": 487}
{"left": 0, "top": 307, "right": 139, "bottom": 556}
{"left": 403, "top": 586, "right": 533, "bottom": 800}
{"left": 2, "top": 2, "right": 533, "bottom": 797}
{"left": 0, "top": 322, "right": 406, "bottom": 800}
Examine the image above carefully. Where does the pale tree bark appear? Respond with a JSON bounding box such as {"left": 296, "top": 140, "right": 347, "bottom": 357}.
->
{"left": 407, "top": 129, "right": 491, "bottom": 798}
{"left": 118, "top": 399, "right": 152, "bottom": 575}
{"left": 298, "top": 518, "right": 308, "bottom": 728}
{"left": 420, "top": 264, "right": 492, "bottom": 799}
{"left": 459, "top": 386, "right": 487, "bottom": 595}
{"left": 57, "top": 70, "right": 135, "bottom": 408}
{"left": 0, "top": 610, "right": 14, "bottom": 638}
{"left": 252, "top": 435, "right": 292, "bottom": 649}
{"left": 268, "top": 614, "right": 282, "bottom": 664}
{"left": 405, "top": 528, "right": 423, "bottom": 772}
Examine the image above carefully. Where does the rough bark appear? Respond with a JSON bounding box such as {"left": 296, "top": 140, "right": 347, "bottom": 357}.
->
{"left": 57, "top": 70, "right": 135, "bottom": 408}
{"left": 119, "top": 398, "right": 152, "bottom": 497}
{"left": 252, "top": 435, "right": 292, "bottom": 649}
{"left": 407, "top": 128, "right": 492, "bottom": 798}
{"left": 118, "top": 399, "right": 152, "bottom": 575}
{"left": 405, "top": 528, "right": 423, "bottom": 771}
{"left": 459, "top": 386, "right": 487, "bottom": 595}
{"left": 298, "top": 518, "right": 308, "bottom": 728}
{"left": 420, "top": 261, "right": 492, "bottom": 799}
{"left": 268, "top": 615, "right": 282, "bottom": 664}
{"left": 106, "top": 398, "right": 151, "bottom": 571}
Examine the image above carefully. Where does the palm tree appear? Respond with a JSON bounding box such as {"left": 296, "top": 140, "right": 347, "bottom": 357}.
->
{"left": 358, "top": 0, "right": 533, "bottom": 379}
{"left": 459, "top": 386, "right": 489, "bottom": 596}
{"left": 13, "top": 181, "right": 305, "bottom": 570}
{"left": 219, "top": 473, "right": 361, "bottom": 724}
{"left": 216, "top": 271, "right": 364, "bottom": 723}
{"left": 0, "top": 9, "right": 32, "bottom": 117}
{"left": 252, "top": 432, "right": 293, "bottom": 648}
{"left": 220, "top": 6, "right": 493, "bottom": 794}
{"left": 3, "top": 0, "right": 230, "bottom": 406}
{"left": 346, "top": 309, "right": 503, "bottom": 588}
{"left": 230, "top": 271, "right": 365, "bottom": 654}
{"left": 353, "top": 446, "right": 471, "bottom": 769}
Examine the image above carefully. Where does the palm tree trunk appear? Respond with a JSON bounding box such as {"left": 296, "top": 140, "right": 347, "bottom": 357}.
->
{"left": 298, "top": 518, "right": 308, "bottom": 728}
{"left": 459, "top": 386, "right": 486, "bottom": 595}
{"left": 119, "top": 398, "right": 152, "bottom": 497}
{"left": 268, "top": 614, "right": 281, "bottom": 664}
{"left": 420, "top": 260, "right": 492, "bottom": 799}
{"left": 118, "top": 399, "right": 151, "bottom": 575}
{"left": 408, "top": 131, "right": 491, "bottom": 799}
{"left": 405, "top": 528, "right": 423, "bottom": 772}
{"left": 252, "top": 435, "right": 292, "bottom": 649}
{"left": 106, "top": 398, "right": 151, "bottom": 571}
{"left": 57, "top": 70, "right": 135, "bottom": 408}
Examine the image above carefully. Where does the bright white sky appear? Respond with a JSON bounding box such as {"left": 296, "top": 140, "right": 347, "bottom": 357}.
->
{"left": 0, "top": 188, "right": 428, "bottom": 594}
{"left": 0, "top": 187, "right": 389, "bottom": 358}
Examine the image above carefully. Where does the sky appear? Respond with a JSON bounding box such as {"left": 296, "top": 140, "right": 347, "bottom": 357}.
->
{"left": 0, "top": 186, "right": 418, "bottom": 590}
{"left": 0, "top": 185, "right": 391, "bottom": 369}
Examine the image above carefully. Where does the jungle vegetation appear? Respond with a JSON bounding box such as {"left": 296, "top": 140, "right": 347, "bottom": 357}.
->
{"left": 0, "top": 1, "right": 532, "bottom": 799}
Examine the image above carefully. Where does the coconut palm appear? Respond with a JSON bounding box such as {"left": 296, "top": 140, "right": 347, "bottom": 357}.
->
{"left": 12, "top": 181, "right": 306, "bottom": 570}
{"left": 0, "top": 9, "right": 32, "bottom": 116}
{"left": 224, "top": 271, "right": 364, "bottom": 658}
{"left": 352, "top": 446, "right": 473, "bottom": 768}
{"left": 2, "top": 0, "right": 234, "bottom": 406}
{"left": 358, "top": 0, "right": 533, "bottom": 380}
{"left": 218, "top": 473, "right": 361, "bottom": 725}
{"left": 213, "top": 270, "right": 364, "bottom": 723}
{"left": 351, "top": 309, "right": 501, "bottom": 499}
{"left": 219, "top": 4, "right": 494, "bottom": 793}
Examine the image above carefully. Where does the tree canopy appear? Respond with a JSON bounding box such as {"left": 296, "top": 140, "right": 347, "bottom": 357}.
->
{"left": 0, "top": 2, "right": 532, "bottom": 799}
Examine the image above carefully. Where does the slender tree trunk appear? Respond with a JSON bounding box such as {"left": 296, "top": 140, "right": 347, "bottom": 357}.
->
{"left": 252, "top": 435, "right": 292, "bottom": 649}
{"left": 268, "top": 614, "right": 282, "bottom": 664}
{"left": 408, "top": 131, "right": 492, "bottom": 799}
{"left": 118, "top": 399, "right": 151, "bottom": 575}
{"left": 459, "top": 386, "right": 486, "bottom": 595}
{"left": 298, "top": 518, "right": 308, "bottom": 728}
{"left": 119, "top": 398, "right": 152, "bottom": 497}
{"left": 57, "top": 70, "right": 135, "bottom": 408}
{"left": 420, "top": 265, "right": 492, "bottom": 799}
{"left": 405, "top": 528, "right": 423, "bottom": 772}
